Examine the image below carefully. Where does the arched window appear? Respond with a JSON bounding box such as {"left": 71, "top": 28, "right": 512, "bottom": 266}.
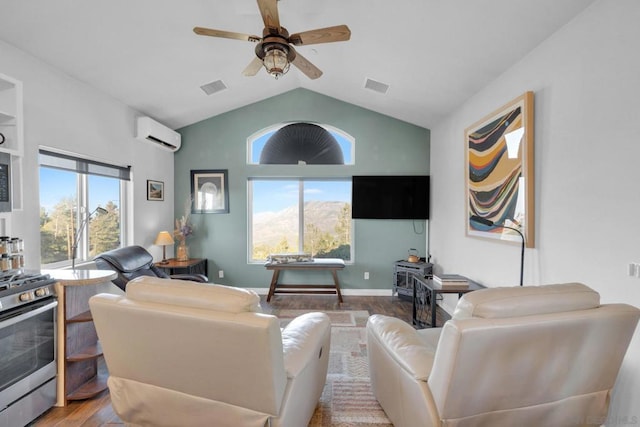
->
{"left": 248, "top": 122, "right": 354, "bottom": 165}
{"left": 247, "top": 122, "right": 354, "bottom": 262}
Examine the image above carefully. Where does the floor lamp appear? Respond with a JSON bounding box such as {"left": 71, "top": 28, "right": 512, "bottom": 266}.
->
{"left": 469, "top": 215, "right": 525, "bottom": 286}
{"left": 72, "top": 207, "right": 108, "bottom": 270}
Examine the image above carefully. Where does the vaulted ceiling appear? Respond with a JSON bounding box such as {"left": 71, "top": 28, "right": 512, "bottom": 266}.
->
{"left": 0, "top": 0, "right": 596, "bottom": 130}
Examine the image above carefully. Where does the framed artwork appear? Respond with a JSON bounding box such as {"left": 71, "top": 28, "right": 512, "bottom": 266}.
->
{"left": 191, "top": 169, "right": 229, "bottom": 214}
{"left": 147, "top": 180, "right": 164, "bottom": 201}
{"left": 465, "top": 91, "right": 535, "bottom": 248}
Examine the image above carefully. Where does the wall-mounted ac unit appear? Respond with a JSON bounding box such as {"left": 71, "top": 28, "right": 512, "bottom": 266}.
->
{"left": 136, "top": 116, "right": 181, "bottom": 152}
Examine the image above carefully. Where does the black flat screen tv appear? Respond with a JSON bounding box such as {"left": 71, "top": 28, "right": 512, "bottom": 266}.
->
{"left": 351, "top": 175, "right": 429, "bottom": 220}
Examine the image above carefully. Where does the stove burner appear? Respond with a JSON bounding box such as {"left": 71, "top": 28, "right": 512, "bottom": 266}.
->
{"left": 0, "top": 271, "right": 57, "bottom": 312}
{"left": 0, "top": 272, "right": 52, "bottom": 292}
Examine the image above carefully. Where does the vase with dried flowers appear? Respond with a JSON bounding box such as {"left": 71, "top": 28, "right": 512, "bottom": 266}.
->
{"left": 174, "top": 201, "right": 193, "bottom": 261}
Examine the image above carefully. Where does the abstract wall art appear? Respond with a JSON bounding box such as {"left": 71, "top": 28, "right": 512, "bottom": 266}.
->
{"left": 465, "top": 91, "right": 535, "bottom": 248}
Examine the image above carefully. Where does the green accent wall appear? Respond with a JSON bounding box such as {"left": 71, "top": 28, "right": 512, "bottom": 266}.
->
{"left": 176, "top": 88, "right": 430, "bottom": 291}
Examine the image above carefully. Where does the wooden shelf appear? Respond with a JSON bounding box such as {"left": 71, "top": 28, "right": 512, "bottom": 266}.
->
{"left": 67, "top": 310, "right": 93, "bottom": 323}
{"left": 66, "top": 372, "right": 108, "bottom": 401}
{"left": 66, "top": 342, "right": 103, "bottom": 362}
{"left": 49, "top": 269, "right": 117, "bottom": 406}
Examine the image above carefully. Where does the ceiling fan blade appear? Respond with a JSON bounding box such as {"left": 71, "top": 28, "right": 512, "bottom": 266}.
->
{"left": 289, "top": 25, "right": 351, "bottom": 46}
{"left": 193, "top": 27, "right": 260, "bottom": 43}
{"left": 290, "top": 47, "right": 322, "bottom": 80}
{"left": 257, "top": 0, "right": 280, "bottom": 30}
{"left": 242, "top": 57, "right": 264, "bottom": 76}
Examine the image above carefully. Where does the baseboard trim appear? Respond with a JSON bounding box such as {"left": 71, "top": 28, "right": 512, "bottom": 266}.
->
{"left": 246, "top": 288, "right": 394, "bottom": 297}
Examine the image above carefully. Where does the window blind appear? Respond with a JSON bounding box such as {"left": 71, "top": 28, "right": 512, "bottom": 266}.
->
{"left": 39, "top": 149, "right": 131, "bottom": 181}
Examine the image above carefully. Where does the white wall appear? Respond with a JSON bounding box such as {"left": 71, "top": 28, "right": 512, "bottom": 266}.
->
{"left": 430, "top": 0, "right": 640, "bottom": 421}
{"left": 0, "top": 39, "right": 175, "bottom": 266}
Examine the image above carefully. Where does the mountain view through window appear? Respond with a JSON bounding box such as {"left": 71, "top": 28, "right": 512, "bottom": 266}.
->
{"left": 250, "top": 179, "right": 352, "bottom": 262}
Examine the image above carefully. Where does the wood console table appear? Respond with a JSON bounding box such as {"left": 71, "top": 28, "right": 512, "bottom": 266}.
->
{"left": 45, "top": 269, "right": 117, "bottom": 406}
{"left": 265, "top": 258, "right": 345, "bottom": 302}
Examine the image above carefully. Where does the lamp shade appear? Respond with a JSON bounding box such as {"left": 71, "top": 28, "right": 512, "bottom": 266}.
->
{"left": 154, "top": 231, "right": 174, "bottom": 246}
{"left": 259, "top": 123, "right": 344, "bottom": 165}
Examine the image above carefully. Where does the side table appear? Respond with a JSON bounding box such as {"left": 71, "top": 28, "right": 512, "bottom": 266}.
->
{"left": 155, "top": 257, "right": 208, "bottom": 277}
{"left": 413, "top": 275, "right": 485, "bottom": 328}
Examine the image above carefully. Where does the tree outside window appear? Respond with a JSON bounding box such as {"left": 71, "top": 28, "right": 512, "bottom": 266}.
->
{"left": 39, "top": 151, "right": 128, "bottom": 267}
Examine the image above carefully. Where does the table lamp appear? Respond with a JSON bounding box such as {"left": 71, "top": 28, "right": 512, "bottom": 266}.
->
{"left": 154, "top": 231, "right": 174, "bottom": 264}
{"left": 469, "top": 215, "right": 525, "bottom": 286}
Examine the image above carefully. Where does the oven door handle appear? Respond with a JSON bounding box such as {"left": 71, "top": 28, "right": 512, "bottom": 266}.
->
{"left": 0, "top": 299, "right": 58, "bottom": 329}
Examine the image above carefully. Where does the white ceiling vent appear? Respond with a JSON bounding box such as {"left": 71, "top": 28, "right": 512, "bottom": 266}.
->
{"left": 200, "top": 79, "right": 228, "bottom": 95}
{"left": 364, "top": 78, "right": 390, "bottom": 94}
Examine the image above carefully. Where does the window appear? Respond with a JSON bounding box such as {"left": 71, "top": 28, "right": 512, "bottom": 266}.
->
{"left": 38, "top": 150, "right": 130, "bottom": 267}
{"left": 248, "top": 123, "right": 354, "bottom": 165}
{"left": 247, "top": 122, "right": 354, "bottom": 262}
{"left": 249, "top": 179, "right": 352, "bottom": 262}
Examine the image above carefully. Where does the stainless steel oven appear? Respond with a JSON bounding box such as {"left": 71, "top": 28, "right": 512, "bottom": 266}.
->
{"left": 0, "top": 272, "right": 57, "bottom": 427}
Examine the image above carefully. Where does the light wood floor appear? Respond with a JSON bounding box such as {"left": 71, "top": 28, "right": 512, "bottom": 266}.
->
{"left": 31, "top": 294, "right": 449, "bottom": 427}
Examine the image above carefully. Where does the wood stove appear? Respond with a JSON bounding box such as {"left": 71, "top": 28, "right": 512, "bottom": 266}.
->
{"left": 393, "top": 259, "right": 432, "bottom": 300}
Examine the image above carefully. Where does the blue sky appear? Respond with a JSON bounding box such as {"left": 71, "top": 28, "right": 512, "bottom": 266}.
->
{"left": 252, "top": 180, "right": 351, "bottom": 213}
{"left": 249, "top": 126, "right": 353, "bottom": 213}
{"left": 40, "top": 133, "right": 352, "bottom": 217}
{"left": 39, "top": 167, "right": 349, "bottom": 216}
{"left": 39, "top": 167, "right": 120, "bottom": 213}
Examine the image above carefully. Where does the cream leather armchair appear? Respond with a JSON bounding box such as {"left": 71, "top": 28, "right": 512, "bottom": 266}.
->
{"left": 89, "top": 276, "right": 331, "bottom": 427}
{"left": 367, "top": 283, "right": 639, "bottom": 427}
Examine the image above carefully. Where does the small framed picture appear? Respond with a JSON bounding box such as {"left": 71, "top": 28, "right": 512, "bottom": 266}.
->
{"left": 147, "top": 180, "right": 164, "bottom": 201}
{"left": 191, "top": 169, "right": 229, "bottom": 214}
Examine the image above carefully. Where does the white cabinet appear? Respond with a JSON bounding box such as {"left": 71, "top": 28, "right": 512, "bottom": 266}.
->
{"left": 0, "top": 72, "right": 24, "bottom": 234}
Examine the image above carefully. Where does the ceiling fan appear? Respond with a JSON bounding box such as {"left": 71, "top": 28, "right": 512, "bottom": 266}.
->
{"left": 193, "top": 0, "right": 351, "bottom": 80}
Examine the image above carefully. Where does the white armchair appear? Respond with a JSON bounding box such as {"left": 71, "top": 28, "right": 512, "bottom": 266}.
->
{"left": 367, "top": 283, "right": 640, "bottom": 427}
{"left": 89, "top": 276, "right": 330, "bottom": 427}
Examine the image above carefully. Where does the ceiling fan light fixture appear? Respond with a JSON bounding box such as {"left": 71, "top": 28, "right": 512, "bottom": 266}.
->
{"left": 262, "top": 45, "right": 290, "bottom": 79}
{"left": 194, "top": 1, "right": 350, "bottom": 80}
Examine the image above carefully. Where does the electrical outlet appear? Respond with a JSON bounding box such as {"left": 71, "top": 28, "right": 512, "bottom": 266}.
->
{"left": 218, "top": 270, "right": 224, "bottom": 279}
{"left": 364, "top": 272, "right": 370, "bottom": 280}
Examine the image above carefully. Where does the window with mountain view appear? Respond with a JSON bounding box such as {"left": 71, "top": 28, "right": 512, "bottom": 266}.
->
{"left": 39, "top": 150, "right": 129, "bottom": 267}
{"left": 249, "top": 179, "right": 352, "bottom": 262}
{"left": 248, "top": 123, "right": 353, "bottom": 262}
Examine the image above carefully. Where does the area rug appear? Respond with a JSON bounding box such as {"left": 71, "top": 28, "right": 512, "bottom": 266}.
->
{"left": 276, "top": 310, "right": 393, "bottom": 427}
